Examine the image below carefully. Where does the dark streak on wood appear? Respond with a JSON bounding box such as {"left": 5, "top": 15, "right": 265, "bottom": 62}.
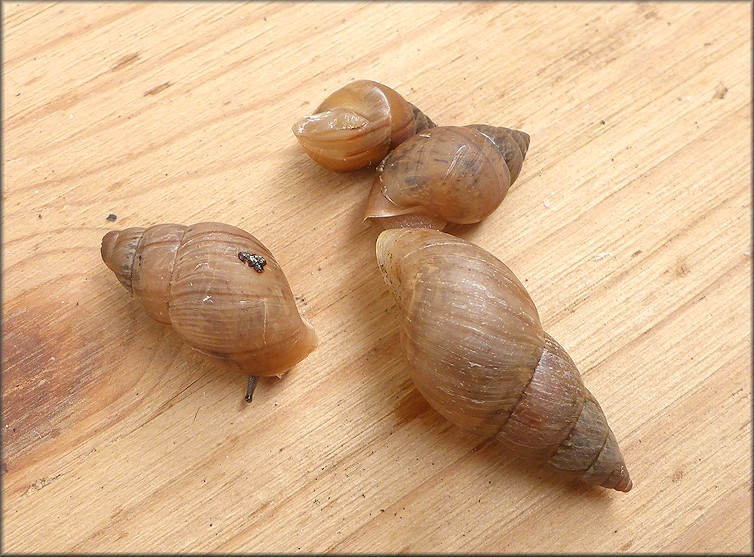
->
{"left": 110, "top": 53, "right": 140, "bottom": 72}
{"left": 676, "top": 259, "right": 691, "bottom": 278}
{"left": 620, "top": 539, "right": 635, "bottom": 551}
{"left": 144, "top": 82, "right": 172, "bottom": 97}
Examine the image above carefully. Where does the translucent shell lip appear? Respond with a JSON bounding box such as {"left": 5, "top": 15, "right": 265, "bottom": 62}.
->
{"left": 293, "top": 109, "right": 370, "bottom": 137}
{"left": 293, "top": 113, "right": 391, "bottom": 172}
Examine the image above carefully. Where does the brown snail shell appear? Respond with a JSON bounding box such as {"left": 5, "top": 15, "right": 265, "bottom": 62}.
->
{"left": 364, "top": 124, "right": 530, "bottom": 230}
{"left": 101, "top": 222, "right": 318, "bottom": 396}
{"left": 292, "top": 80, "right": 435, "bottom": 172}
{"left": 376, "top": 228, "right": 631, "bottom": 492}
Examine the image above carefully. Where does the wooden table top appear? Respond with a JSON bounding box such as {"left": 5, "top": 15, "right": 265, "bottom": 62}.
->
{"left": 2, "top": 2, "right": 751, "bottom": 553}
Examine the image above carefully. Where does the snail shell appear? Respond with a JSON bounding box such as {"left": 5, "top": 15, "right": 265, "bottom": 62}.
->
{"left": 376, "top": 228, "right": 631, "bottom": 491}
{"left": 364, "top": 125, "right": 530, "bottom": 230}
{"left": 292, "top": 80, "right": 435, "bottom": 172}
{"left": 101, "top": 222, "right": 318, "bottom": 377}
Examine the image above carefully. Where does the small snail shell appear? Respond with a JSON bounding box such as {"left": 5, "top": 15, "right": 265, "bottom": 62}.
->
{"left": 364, "top": 125, "right": 530, "bottom": 230}
{"left": 292, "top": 80, "right": 435, "bottom": 172}
{"left": 376, "top": 228, "right": 631, "bottom": 491}
{"left": 101, "top": 223, "right": 318, "bottom": 398}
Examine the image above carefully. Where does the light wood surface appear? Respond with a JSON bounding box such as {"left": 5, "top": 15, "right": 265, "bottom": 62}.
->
{"left": 2, "top": 2, "right": 751, "bottom": 553}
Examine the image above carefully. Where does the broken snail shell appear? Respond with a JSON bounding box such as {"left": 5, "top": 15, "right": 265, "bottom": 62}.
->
{"left": 292, "top": 79, "right": 435, "bottom": 172}
{"left": 376, "top": 228, "right": 631, "bottom": 491}
{"left": 101, "top": 222, "right": 318, "bottom": 402}
{"left": 365, "top": 124, "right": 530, "bottom": 230}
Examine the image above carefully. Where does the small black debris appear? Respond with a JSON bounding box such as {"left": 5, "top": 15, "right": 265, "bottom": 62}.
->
{"left": 238, "top": 251, "right": 267, "bottom": 273}
{"left": 106, "top": 213, "right": 117, "bottom": 222}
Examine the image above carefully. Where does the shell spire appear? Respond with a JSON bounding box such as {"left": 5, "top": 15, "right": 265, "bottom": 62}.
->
{"left": 101, "top": 227, "right": 146, "bottom": 292}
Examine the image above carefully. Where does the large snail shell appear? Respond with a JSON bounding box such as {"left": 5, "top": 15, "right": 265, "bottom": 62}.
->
{"left": 365, "top": 125, "right": 530, "bottom": 230}
{"left": 101, "top": 222, "right": 318, "bottom": 377}
{"left": 376, "top": 228, "right": 631, "bottom": 492}
{"left": 292, "top": 80, "right": 435, "bottom": 172}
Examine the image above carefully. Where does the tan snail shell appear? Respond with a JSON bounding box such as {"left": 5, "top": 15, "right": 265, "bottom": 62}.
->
{"left": 376, "top": 228, "right": 631, "bottom": 491}
{"left": 364, "top": 124, "right": 530, "bottom": 230}
{"left": 292, "top": 80, "right": 435, "bottom": 172}
{"left": 101, "top": 222, "right": 318, "bottom": 395}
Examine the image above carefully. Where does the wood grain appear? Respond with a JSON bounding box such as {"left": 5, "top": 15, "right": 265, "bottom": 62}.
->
{"left": 2, "top": 1, "right": 751, "bottom": 553}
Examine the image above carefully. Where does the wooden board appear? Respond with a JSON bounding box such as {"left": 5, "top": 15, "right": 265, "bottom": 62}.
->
{"left": 2, "top": 2, "right": 751, "bottom": 553}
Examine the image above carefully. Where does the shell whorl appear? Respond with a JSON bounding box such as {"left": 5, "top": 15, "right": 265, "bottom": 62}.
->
{"left": 102, "top": 224, "right": 186, "bottom": 325}
{"left": 101, "top": 227, "right": 147, "bottom": 293}
{"left": 497, "top": 332, "right": 632, "bottom": 492}
{"left": 465, "top": 124, "right": 530, "bottom": 184}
